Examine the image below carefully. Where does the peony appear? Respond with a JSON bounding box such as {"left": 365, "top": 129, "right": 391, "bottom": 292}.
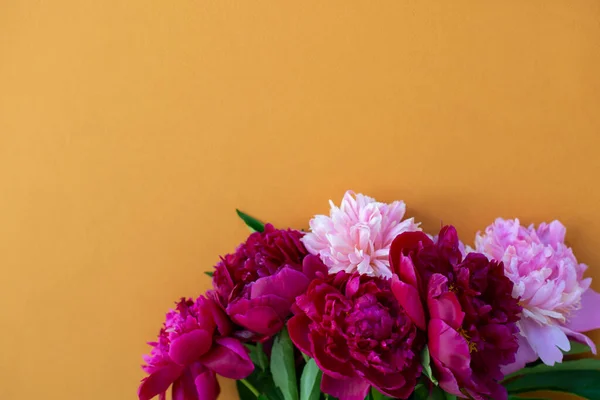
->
{"left": 301, "top": 190, "right": 420, "bottom": 279}
{"left": 390, "top": 226, "right": 521, "bottom": 400}
{"left": 212, "top": 224, "right": 328, "bottom": 339}
{"left": 138, "top": 296, "right": 254, "bottom": 400}
{"left": 287, "top": 272, "right": 425, "bottom": 400}
{"left": 474, "top": 218, "right": 600, "bottom": 372}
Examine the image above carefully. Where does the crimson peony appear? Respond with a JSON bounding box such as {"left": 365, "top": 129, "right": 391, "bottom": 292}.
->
{"left": 390, "top": 226, "right": 521, "bottom": 400}
{"left": 213, "top": 224, "right": 328, "bottom": 339}
{"left": 287, "top": 272, "right": 425, "bottom": 400}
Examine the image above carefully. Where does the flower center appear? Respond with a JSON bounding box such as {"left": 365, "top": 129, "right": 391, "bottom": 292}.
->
{"left": 458, "top": 327, "right": 478, "bottom": 353}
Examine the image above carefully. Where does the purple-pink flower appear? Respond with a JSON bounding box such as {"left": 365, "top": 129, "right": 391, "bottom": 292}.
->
{"left": 302, "top": 191, "right": 420, "bottom": 279}
{"left": 287, "top": 272, "right": 425, "bottom": 400}
{"left": 213, "top": 224, "right": 328, "bottom": 339}
{"left": 390, "top": 226, "right": 521, "bottom": 400}
{"left": 138, "top": 296, "right": 254, "bottom": 400}
{"left": 474, "top": 218, "right": 600, "bottom": 372}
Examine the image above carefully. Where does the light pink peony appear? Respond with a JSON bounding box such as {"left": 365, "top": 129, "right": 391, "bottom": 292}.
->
{"left": 474, "top": 218, "right": 600, "bottom": 373}
{"left": 301, "top": 191, "right": 420, "bottom": 279}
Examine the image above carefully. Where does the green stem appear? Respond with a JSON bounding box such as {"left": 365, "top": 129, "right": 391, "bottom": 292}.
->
{"left": 240, "top": 378, "right": 260, "bottom": 398}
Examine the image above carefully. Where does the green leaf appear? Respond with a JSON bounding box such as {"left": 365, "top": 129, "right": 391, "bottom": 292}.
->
{"left": 258, "top": 396, "right": 268, "bottom": 400}
{"left": 503, "top": 358, "right": 600, "bottom": 381}
{"left": 412, "top": 383, "right": 429, "bottom": 400}
{"left": 428, "top": 386, "right": 447, "bottom": 400}
{"left": 236, "top": 380, "right": 256, "bottom": 400}
{"left": 421, "top": 345, "right": 438, "bottom": 385}
{"left": 300, "top": 358, "right": 322, "bottom": 400}
{"left": 370, "top": 387, "right": 394, "bottom": 400}
{"left": 505, "top": 369, "right": 600, "bottom": 399}
{"left": 236, "top": 209, "right": 265, "bottom": 233}
{"left": 508, "top": 396, "right": 547, "bottom": 400}
{"left": 301, "top": 353, "right": 309, "bottom": 363}
{"left": 563, "top": 340, "right": 592, "bottom": 355}
{"left": 245, "top": 343, "right": 269, "bottom": 372}
{"left": 204, "top": 271, "right": 214, "bottom": 277}
{"left": 270, "top": 327, "right": 299, "bottom": 400}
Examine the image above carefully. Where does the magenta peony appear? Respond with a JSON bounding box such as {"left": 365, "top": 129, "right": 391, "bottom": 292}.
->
{"left": 302, "top": 191, "right": 420, "bottom": 279}
{"left": 213, "top": 224, "right": 328, "bottom": 338}
{"left": 287, "top": 272, "right": 425, "bottom": 400}
{"left": 390, "top": 226, "right": 521, "bottom": 400}
{"left": 138, "top": 296, "right": 254, "bottom": 400}
{"left": 474, "top": 218, "right": 600, "bottom": 372}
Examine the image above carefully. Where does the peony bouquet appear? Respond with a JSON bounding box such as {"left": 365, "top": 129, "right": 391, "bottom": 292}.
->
{"left": 138, "top": 191, "right": 600, "bottom": 400}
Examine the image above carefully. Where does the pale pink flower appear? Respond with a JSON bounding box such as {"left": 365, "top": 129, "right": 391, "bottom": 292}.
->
{"left": 474, "top": 218, "right": 600, "bottom": 373}
{"left": 301, "top": 191, "right": 420, "bottom": 279}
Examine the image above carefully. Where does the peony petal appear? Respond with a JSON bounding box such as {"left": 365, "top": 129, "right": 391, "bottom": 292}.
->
{"left": 565, "top": 288, "right": 600, "bottom": 333}
{"left": 391, "top": 275, "right": 426, "bottom": 330}
{"left": 138, "top": 363, "right": 184, "bottom": 400}
{"left": 428, "top": 319, "right": 471, "bottom": 383}
{"left": 320, "top": 374, "right": 370, "bottom": 400}
{"left": 302, "top": 254, "right": 328, "bottom": 280}
{"left": 205, "top": 292, "right": 232, "bottom": 337}
{"left": 169, "top": 330, "right": 213, "bottom": 366}
{"left": 390, "top": 232, "right": 431, "bottom": 284}
{"left": 199, "top": 337, "right": 254, "bottom": 379}
{"left": 501, "top": 333, "right": 538, "bottom": 375}
{"left": 172, "top": 368, "right": 199, "bottom": 400}
{"left": 427, "top": 274, "right": 465, "bottom": 331}
{"left": 192, "top": 364, "right": 220, "bottom": 400}
{"left": 431, "top": 358, "right": 462, "bottom": 397}
{"left": 519, "top": 318, "right": 568, "bottom": 366}
{"left": 287, "top": 314, "right": 314, "bottom": 357}
{"left": 311, "top": 332, "right": 355, "bottom": 379}
{"left": 560, "top": 326, "right": 597, "bottom": 355}
{"left": 228, "top": 297, "right": 287, "bottom": 336}
{"left": 251, "top": 267, "right": 310, "bottom": 301}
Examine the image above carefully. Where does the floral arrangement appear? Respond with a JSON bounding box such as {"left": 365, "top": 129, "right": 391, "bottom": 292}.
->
{"left": 138, "top": 191, "right": 600, "bottom": 400}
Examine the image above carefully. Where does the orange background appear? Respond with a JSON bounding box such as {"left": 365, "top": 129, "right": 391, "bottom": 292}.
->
{"left": 1, "top": 1, "right": 599, "bottom": 399}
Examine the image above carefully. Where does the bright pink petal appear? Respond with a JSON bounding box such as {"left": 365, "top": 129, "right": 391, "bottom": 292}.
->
{"left": 428, "top": 319, "right": 471, "bottom": 382}
{"left": 427, "top": 274, "right": 464, "bottom": 331}
{"left": 192, "top": 364, "right": 220, "bottom": 400}
{"left": 199, "top": 337, "right": 254, "bottom": 379}
{"left": 172, "top": 368, "right": 198, "bottom": 400}
{"left": 138, "top": 364, "right": 183, "bottom": 400}
{"left": 251, "top": 267, "right": 309, "bottom": 300}
{"left": 565, "top": 289, "right": 600, "bottom": 333}
{"left": 391, "top": 275, "right": 426, "bottom": 330}
{"left": 320, "top": 374, "right": 370, "bottom": 400}
{"left": 228, "top": 297, "right": 286, "bottom": 336}
{"left": 431, "top": 358, "right": 462, "bottom": 397}
{"left": 169, "top": 330, "right": 213, "bottom": 366}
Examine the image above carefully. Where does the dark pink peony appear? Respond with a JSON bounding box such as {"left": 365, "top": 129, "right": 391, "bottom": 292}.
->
{"left": 287, "top": 272, "right": 425, "bottom": 400}
{"left": 138, "top": 295, "right": 254, "bottom": 400}
{"left": 390, "top": 226, "right": 521, "bottom": 400}
{"left": 213, "top": 224, "right": 328, "bottom": 339}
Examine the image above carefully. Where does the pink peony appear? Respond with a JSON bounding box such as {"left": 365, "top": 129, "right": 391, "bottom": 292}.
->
{"left": 301, "top": 191, "right": 420, "bottom": 279}
{"left": 391, "top": 227, "right": 521, "bottom": 400}
{"left": 138, "top": 296, "right": 254, "bottom": 400}
{"left": 474, "top": 218, "right": 600, "bottom": 373}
